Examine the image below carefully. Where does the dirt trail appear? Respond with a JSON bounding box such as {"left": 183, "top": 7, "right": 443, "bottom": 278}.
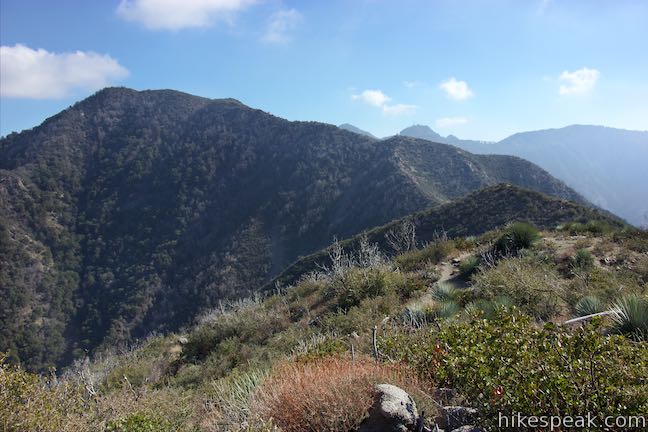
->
{"left": 437, "top": 251, "right": 473, "bottom": 286}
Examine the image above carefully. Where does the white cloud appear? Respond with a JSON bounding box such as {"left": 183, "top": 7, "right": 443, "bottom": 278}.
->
{"left": 0, "top": 44, "right": 129, "bottom": 99}
{"left": 403, "top": 80, "right": 423, "bottom": 88}
{"left": 435, "top": 116, "right": 468, "bottom": 128}
{"left": 352, "top": 89, "right": 391, "bottom": 107}
{"left": 383, "top": 103, "right": 417, "bottom": 116}
{"left": 262, "top": 9, "right": 302, "bottom": 44}
{"left": 116, "top": 0, "right": 256, "bottom": 30}
{"left": 440, "top": 77, "right": 473, "bottom": 101}
{"left": 351, "top": 89, "right": 416, "bottom": 116}
{"left": 559, "top": 67, "right": 600, "bottom": 95}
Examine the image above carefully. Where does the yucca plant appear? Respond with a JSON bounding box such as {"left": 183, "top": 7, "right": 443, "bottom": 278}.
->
{"left": 574, "top": 295, "right": 605, "bottom": 317}
{"left": 610, "top": 295, "right": 648, "bottom": 341}
{"left": 458, "top": 256, "right": 480, "bottom": 279}
{"left": 571, "top": 249, "right": 594, "bottom": 274}
{"left": 431, "top": 300, "right": 461, "bottom": 319}
{"left": 430, "top": 282, "right": 459, "bottom": 302}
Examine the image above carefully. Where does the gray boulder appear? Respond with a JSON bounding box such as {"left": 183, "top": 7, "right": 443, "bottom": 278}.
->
{"left": 359, "top": 384, "right": 418, "bottom": 432}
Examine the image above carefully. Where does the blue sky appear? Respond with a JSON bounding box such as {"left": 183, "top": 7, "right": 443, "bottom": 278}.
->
{"left": 1, "top": 0, "right": 647, "bottom": 140}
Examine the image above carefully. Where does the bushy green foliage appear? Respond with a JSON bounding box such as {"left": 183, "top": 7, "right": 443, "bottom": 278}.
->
{"left": 471, "top": 257, "right": 565, "bottom": 319}
{"left": 464, "top": 296, "right": 513, "bottom": 319}
{"left": 394, "top": 241, "right": 453, "bottom": 271}
{"left": 571, "top": 248, "right": 594, "bottom": 273}
{"left": 0, "top": 355, "right": 90, "bottom": 432}
{"left": 561, "top": 220, "right": 613, "bottom": 235}
{"left": 293, "top": 337, "right": 349, "bottom": 363}
{"left": 327, "top": 267, "right": 419, "bottom": 311}
{"left": 105, "top": 413, "right": 173, "bottom": 432}
{"left": 183, "top": 301, "right": 290, "bottom": 363}
{"left": 381, "top": 310, "right": 648, "bottom": 430}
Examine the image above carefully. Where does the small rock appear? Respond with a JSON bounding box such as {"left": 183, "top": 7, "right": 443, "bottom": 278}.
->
{"left": 177, "top": 336, "right": 188, "bottom": 344}
{"left": 433, "top": 387, "right": 457, "bottom": 404}
{"left": 359, "top": 384, "right": 418, "bottom": 432}
{"left": 451, "top": 426, "right": 485, "bottom": 432}
{"left": 442, "top": 406, "right": 478, "bottom": 431}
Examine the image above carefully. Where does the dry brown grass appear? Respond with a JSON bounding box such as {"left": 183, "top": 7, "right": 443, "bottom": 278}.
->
{"left": 251, "top": 356, "right": 420, "bottom": 432}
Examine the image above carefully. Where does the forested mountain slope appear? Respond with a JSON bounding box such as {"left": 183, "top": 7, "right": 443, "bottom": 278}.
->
{"left": 0, "top": 87, "right": 586, "bottom": 370}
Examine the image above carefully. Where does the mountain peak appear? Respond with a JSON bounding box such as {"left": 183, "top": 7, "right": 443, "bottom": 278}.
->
{"left": 338, "top": 123, "right": 377, "bottom": 139}
{"left": 399, "top": 124, "right": 444, "bottom": 142}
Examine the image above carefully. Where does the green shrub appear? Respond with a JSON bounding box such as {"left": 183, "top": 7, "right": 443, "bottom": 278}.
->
{"left": 453, "top": 236, "right": 477, "bottom": 251}
{"left": 381, "top": 310, "right": 648, "bottom": 430}
{"left": 105, "top": 413, "right": 173, "bottom": 432}
{"left": 571, "top": 248, "right": 594, "bottom": 273}
{"left": 0, "top": 355, "right": 89, "bottom": 432}
{"left": 561, "top": 220, "right": 613, "bottom": 235}
{"left": 464, "top": 296, "right": 512, "bottom": 319}
{"left": 471, "top": 257, "right": 565, "bottom": 320}
{"left": 294, "top": 337, "right": 349, "bottom": 362}
{"left": 327, "top": 267, "right": 415, "bottom": 311}
{"left": 394, "top": 241, "right": 452, "bottom": 271}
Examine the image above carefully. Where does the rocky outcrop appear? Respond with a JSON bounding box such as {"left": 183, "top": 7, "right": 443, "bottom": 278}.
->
{"left": 359, "top": 384, "right": 418, "bottom": 432}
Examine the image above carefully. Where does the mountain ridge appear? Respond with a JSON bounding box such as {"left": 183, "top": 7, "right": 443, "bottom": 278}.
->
{"left": 400, "top": 123, "right": 648, "bottom": 225}
{"left": 0, "top": 87, "right": 590, "bottom": 370}
{"left": 271, "top": 183, "right": 624, "bottom": 288}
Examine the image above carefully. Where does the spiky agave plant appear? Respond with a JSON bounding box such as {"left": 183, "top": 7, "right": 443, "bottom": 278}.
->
{"left": 610, "top": 295, "right": 648, "bottom": 341}
{"left": 431, "top": 282, "right": 460, "bottom": 302}
{"left": 431, "top": 300, "right": 461, "bottom": 320}
{"left": 574, "top": 295, "right": 605, "bottom": 317}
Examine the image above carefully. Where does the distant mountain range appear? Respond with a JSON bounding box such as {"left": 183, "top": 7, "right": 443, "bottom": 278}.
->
{"left": 338, "top": 123, "right": 377, "bottom": 138}
{"left": 1, "top": 87, "right": 585, "bottom": 370}
{"left": 397, "top": 124, "right": 648, "bottom": 226}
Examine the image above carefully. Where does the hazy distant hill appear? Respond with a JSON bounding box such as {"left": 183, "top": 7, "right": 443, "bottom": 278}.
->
{"left": 400, "top": 124, "right": 648, "bottom": 226}
{"left": 0, "top": 87, "right": 584, "bottom": 370}
{"left": 338, "top": 123, "right": 377, "bottom": 138}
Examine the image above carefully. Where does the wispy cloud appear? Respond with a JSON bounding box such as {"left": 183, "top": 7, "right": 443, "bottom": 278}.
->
{"left": 435, "top": 116, "right": 468, "bottom": 128}
{"left": 262, "top": 9, "right": 302, "bottom": 44}
{"left": 440, "top": 77, "right": 473, "bottom": 101}
{"left": 383, "top": 103, "right": 417, "bottom": 116}
{"left": 403, "top": 80, "right": 423, "bottom": 88}
{"left": 116, "top": 0, "right": 256, "bottom": 30}
{"left": 0, "top": 44, "right": 128, "bottom": 99}
{"left": 352, "top": 89, "right": 391, "bottom": 107}
{"left": 559, "top": 67, "right": 600, "bottom": 95}
{"left": 351, "top": 89, "right": 416, "bottom": 116}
